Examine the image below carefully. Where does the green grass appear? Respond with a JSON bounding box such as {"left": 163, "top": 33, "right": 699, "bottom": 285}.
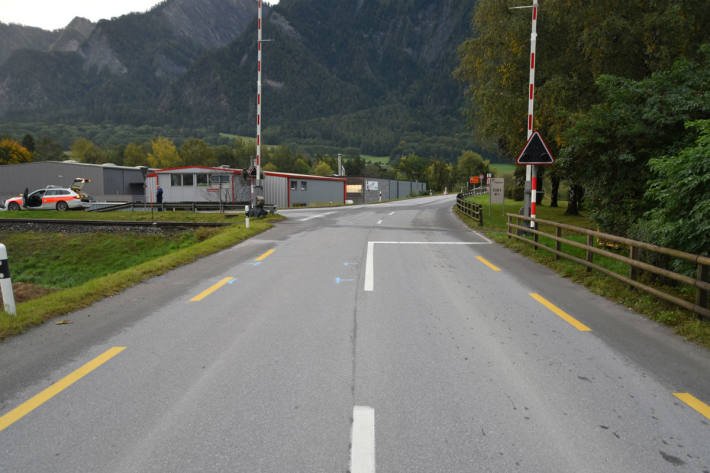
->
{"left": 0, "top": 213, "right": 284, "bottom": 339}
{"left": 360, "top": 155, "right": 391, "bottom": 165}
{"left": 464, "top": 195, "right": 596, "bottom": 232}
{"left": 489, "top": 163, "right": 516, "bottom": 175}
{"left": 0, "top": 230, "right": 219, "bottom": 288}
{"left": 454, "top": 198, "right": 710, "bottom": 349}
{"left": 0, "top": 209, "right": 243, "bottom": 223}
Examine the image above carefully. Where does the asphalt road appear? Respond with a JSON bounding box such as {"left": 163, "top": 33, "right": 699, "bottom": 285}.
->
{"left": 1, "top": 195, "right": 709, "bottom": 472}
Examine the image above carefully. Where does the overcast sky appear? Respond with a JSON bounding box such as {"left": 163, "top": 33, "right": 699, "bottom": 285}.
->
{"left": 3, "top": 0, "right": 279, "bottom": 31}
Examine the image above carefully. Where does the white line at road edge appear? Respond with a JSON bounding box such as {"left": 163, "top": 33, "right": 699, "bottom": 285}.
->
{"left": 300, "top": 212, "right": 335, "bottom": 222}
{"left": 350, "top": 406, "right": 375, "bottom": 473}
{"left": 388, "top": 211, "right": 395, "bottom": 216}
{"left": 364, "top": 241, "right": 491, "bottom": 292}
{"left": 377, "top": 219, "right": 383, "bottom": 225}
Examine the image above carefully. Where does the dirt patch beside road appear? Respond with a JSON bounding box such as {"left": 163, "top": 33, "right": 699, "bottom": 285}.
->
{"left": 0, "top": 282, "right": 55, "bottom": 305}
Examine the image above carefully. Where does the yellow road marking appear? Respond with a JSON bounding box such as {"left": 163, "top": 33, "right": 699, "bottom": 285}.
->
{"left": 530, "top": 293, "right": 591, "bottom": 332}
{"left": 0, "top": 347, "right": 126, "bottom": 432}
{"left": 476, "top": 256, "right": 501, "bottom": 271}
{"left": 190, "top": 277, "right": 235, "bottom": 302}
{"left": 674, "top": 393, "right": 710, "bottom": 420}
{"left": 255, "top": 249, "right": 275, "bottom": 262}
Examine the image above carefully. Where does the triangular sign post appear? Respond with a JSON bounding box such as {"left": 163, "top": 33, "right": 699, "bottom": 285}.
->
{"left": 516, "top": 131, "right": 555, "bottom": 165}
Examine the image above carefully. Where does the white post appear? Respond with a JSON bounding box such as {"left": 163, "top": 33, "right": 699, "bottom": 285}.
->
{"left": 255, "top": 0, "right": 263, "bottom": 195}
{"left": 0, "top": 243, "right": 16, "bottom": 316}
{"left": 245, "top": 205, "right": 250, "bottom": 229}
{"left": 528, "top": 0, "right": 539, "bottom": 228}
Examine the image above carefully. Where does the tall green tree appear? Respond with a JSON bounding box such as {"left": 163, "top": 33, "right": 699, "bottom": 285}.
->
{"left": 560, "top": 48, "right": 710, "bottom": 232}
{"left": 634, "top": 119, "right": 710, "bottom": 257}
{"left": 456, "top": 150, "right": 489, "bottom": 185}
{"left": 179, "top": 138, "right": 216, "bottom": 167}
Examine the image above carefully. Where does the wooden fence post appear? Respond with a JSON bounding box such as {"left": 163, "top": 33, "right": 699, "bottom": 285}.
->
{"left": 507, "top": 214, "right": 511, "bottom": 238}
{"left": 586, "top": 235, "right": 595, "bottom": 271}
{"left": 555, "top": 227, "right": 562, "bottom": 260}
{"left": 697, "top": 262, "right": 709, "bottom": 314}
{"left": 629, "top": 246, "right": 640, "bottom": 287}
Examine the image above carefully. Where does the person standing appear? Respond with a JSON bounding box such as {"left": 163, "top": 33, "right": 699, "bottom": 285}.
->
{"left": 156, "top": 185, "right": 164, "bottom": 211}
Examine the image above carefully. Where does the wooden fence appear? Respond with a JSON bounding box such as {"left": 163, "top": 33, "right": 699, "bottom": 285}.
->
{"left": 505, "top": 213, "right": 710, "bottom": 319}
{"left": 456, "top": 195, "right": 483, "bottom": 226}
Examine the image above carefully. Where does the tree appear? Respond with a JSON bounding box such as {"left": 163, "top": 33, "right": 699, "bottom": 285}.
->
{"left": 293, "top": 158, "right": 311, "bottom": 174}
{"left": 21, "top": 134, "right": 35, "bottom": 153}
{"left": 397, "top": 154, "right": 429, "bottom": 181}
{"left": 123, "top": 143, "right": 148, "bottom": 166}
{"left": 456, "top": 150, "right": 489, "bottom": 185}
{"left": 559, "top": 47, "right": 710, "bottom": 231}
{"left": 313, "top": 161, "right": 334, "bottom": 176}
{"left": 426, "top": 160, "right": 453, "bottom": 192}
{"left": 71, "top": 138, "right": 107, "bottom": 164}
{"left": 147, "top": 137, "right": 181, "bottom": 169}
{"left": 634, "top": 120, "right": 710, "bottom": 257}
{"left": 0, "top": 139, "right": 32, "bottom": 165}
{"left": 344, "top": 155, "right": 364, "bottom": 176}
{"left": 455, "top": 0, "right": 710, "bottom": 163}
{"left": 33, "top": 136, "right": 65, "bottom": 161}
{"left": 179, "top": 138, "right": 216, "bottom": 167}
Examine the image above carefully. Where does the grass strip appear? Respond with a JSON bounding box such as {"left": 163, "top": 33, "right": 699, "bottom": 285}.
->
{"left": 454, "top": 205, "right": 710, "bottom": 350}
{"left": 0, "top": 215, "right": 283, "bottom": 340}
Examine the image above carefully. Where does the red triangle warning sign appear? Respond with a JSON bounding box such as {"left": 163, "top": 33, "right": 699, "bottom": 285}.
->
{"left": 516, "top": 131, "right": 555, "bottom": 165}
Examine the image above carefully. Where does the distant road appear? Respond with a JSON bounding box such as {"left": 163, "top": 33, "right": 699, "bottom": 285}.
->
{"left": 1, "top": 195, "right": 709, "bottom": 472}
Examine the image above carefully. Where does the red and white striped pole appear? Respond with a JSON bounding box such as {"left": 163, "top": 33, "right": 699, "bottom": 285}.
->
{"left": 254, "top": 0, "right": 264, "bottom": 204}
{"left": 528, "top": 0, "right": 538, "bottom": 228}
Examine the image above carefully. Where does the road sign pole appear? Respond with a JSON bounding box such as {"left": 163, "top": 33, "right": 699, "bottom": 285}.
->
{"left": 255, "top": 0, "right": 263, "bottom": 198}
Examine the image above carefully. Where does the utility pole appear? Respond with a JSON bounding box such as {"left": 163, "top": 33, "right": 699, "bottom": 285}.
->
{"left": 511, "top": 0, "right": 539, "bottom": 228}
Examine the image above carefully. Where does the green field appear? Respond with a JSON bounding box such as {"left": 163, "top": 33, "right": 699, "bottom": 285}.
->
{"left": 360, "top": 155, "right": 391, "bottom": 165}
{"left": 489, "top": 163, "right": 516, "bottom": 175}
{"left": 0, "top": 212, "right": 283, "bottom": 338}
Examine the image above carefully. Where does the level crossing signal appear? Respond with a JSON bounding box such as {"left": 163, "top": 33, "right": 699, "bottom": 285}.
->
{"left": 516, "top": 131, "right": 555, "bottom": 165}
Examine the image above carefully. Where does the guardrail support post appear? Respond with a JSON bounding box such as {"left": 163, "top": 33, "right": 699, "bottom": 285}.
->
{"left": 245, "top": 205, "right": 250, "bottom": 229}
{"left": 586, "top": 235, "right": 594, "bottom": 271}
{"left": 555, "top": 227, "right": 562, "bottom": 259}
{"left": 507, "top": 214, "right": 511, "bottom": 238}
{"left": 0, "top": 244, "right": 16, "bottom": 316}
{"left": 697, "top": 262, "right": 709, "bottom": 313}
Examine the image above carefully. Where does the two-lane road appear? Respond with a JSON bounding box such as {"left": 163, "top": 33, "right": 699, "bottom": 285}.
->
{"left": 1, "top": 195, "right": 709, "bottom": 472}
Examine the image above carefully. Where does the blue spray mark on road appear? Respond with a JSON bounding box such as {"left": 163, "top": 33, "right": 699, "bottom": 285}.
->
{"left": 228, "top": 278, "right": 237, "bottom": 285}
{"left": 344, "top": 262, "right": 359, "bottom": 267}
{"left": 336, "top": 277, "right": 355, "bottom": 284}
{"left": 250, "top": 262, "right": 262, "bottom": 267}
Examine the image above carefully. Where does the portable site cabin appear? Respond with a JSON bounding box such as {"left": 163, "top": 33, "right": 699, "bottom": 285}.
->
{"left": 264, "top": 172, "right": 346, "bottom": 208}
{"left": 145, "top": 166, "right": 250, "bottom": 205}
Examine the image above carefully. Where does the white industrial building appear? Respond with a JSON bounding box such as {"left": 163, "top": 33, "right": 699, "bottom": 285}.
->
{"left": 145, "top": 167, "right": 347, "bottom": 208}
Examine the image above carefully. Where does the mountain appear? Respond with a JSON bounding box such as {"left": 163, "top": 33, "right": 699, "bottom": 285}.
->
{"left": 0, "top": 0, "right": 480, "bottom": 158}
{"left": 0, "top": 0, "right": 258, "bottom": 119}
{"left": 0, "top": 22, "right": 60, "bottom": 65}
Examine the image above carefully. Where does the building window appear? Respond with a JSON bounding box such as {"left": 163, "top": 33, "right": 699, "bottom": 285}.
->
{"left": 290, "top": 180, "right": 297, "bottom": 191}
{"left": 171, "top": 174, "right": 182, "bottom": 186}
{"left": 196, "top": 174, "right": 208, "bottom": 186}
{"left": 301, "top": 181, "right": 307, "bottom": 191}
{"left": 183, "top": 174, "right": 194, "bottom": 186}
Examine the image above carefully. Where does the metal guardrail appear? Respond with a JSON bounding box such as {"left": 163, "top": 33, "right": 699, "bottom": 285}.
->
{"left": 506, "top": 213, "right": 710, "bottom": 319}
{"left": 460, "top": 187, "right": 489, "bottom": 198}
{"left": 456, "top": 195, "right": 484, "bottom": 226}
{"left": 88, "top": 202, "right": 252, "bottom": 212}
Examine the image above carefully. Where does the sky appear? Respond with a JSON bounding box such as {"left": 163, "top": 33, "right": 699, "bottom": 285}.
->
{"left": 2, "top": 0, "right": 279, "bottom": 31}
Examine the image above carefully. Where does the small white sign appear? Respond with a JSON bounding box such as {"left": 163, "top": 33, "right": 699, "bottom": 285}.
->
{"left": 491, "top": 178, "right": 505, "bottom": 203}
{"left": 366, "top": 180, "right": 379, "bottom": 191}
